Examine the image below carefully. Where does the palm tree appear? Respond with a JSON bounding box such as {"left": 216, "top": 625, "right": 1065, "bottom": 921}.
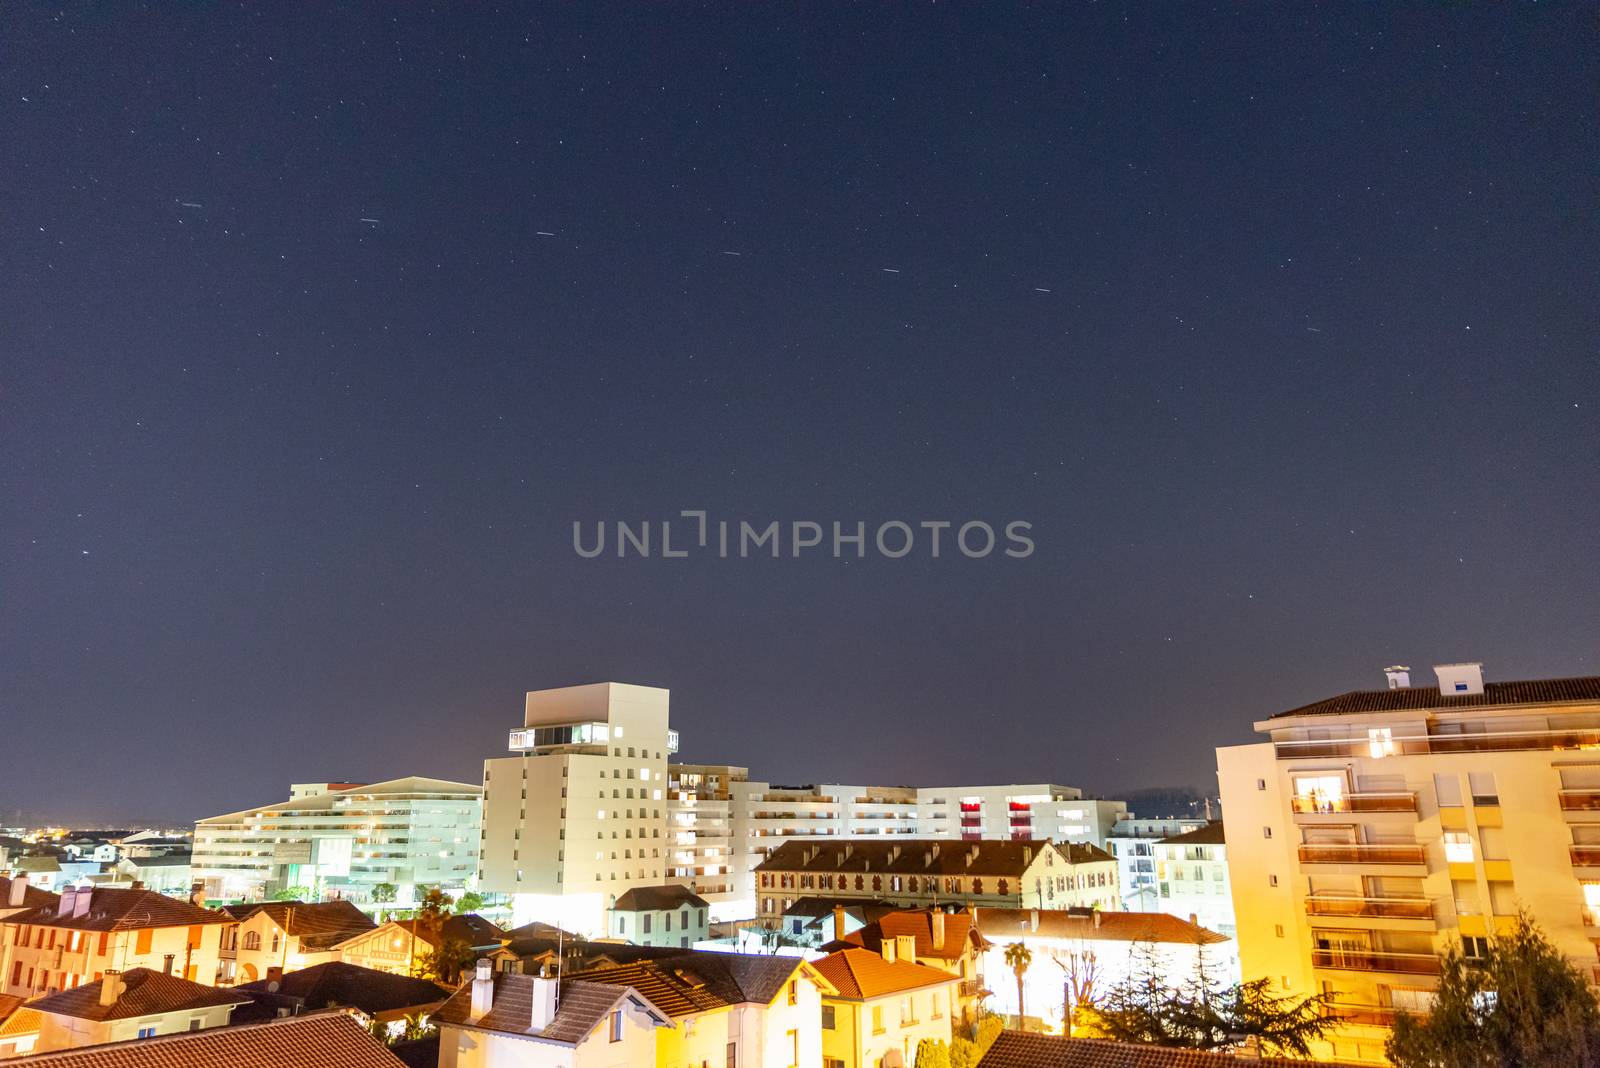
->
{"left": 1004, "top": 942, "right": 1032, "bottom": 1030}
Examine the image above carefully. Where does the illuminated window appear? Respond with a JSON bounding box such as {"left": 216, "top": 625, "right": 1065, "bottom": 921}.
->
{"left": 1368, "top": 727, "right": 1397, "bottom": 759}
{"left": 1443, "top": 833, "right": 1474, "bottom": 863}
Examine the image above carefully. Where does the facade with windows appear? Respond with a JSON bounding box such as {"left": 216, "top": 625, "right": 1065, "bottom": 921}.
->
{"left": 812, "top": 945, "right": 959, "bottom": 1068}
{"left": 1152, "top": 822, "right": 1235, "bottom": 942}
{"left": 192, "top": 777, "right": 482, "bottom": 905}
{"left": 1104, "top": 816, "right": 1208, "bottom": 911}
{"left": 1217, "top": 663, "right": 1600, "bottom": 1065}
{"left": 609, "top": 884, "right": 710, "bottom": 947}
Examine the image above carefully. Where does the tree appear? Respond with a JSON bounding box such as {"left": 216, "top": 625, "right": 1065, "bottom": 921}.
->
{"left": 1095, "top": 943, "right": 1341, "bottom": 1057}
{"left": 914, "top": 1039, "right": 951, "bottom": 1068}
{"left": 1054, "top": 946, "right": 1099, "bottom": 1037}
{"left": 371, "top": 883, "right": 397, "bottom": 904}
{"left": 453, "top": 891, "right": 484, "bottom": 914}
{"left": 1004, "top": 942, "right": 1033, "bottom": 1030}
{"left": 270, "top": 886, "right": 309, "bottom": 902}
{"left": 416, "top": 886, "right": 454, "bottom": 933}
{"left": 949, "top": 1037, "right": 980, "bottom": 1068}
{"left": 1388, "top": 915, "right": 1600, "bottom": 1068}
{"left": 418, "top": 938, "right": 477, "bottom": 985}
{"left": 970, "top": 1011, "right": 1004, "bottom": 1054}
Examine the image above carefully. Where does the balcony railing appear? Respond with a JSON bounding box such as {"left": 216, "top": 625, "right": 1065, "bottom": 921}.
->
{"left": 1571, "top": 846, "right": 1600, "bottom": 867}
{"left": 1312, "top": 949, "right": 1441, "bottom": 975}
{"left": 1305, "top": 895, "right": 1434, "bottom": 920}
{"left": 1276, "top": 727, "right": 1600, "bottom": 760}
{"left": 1327, "top": 1004, "right": 1403, "bottom": 1026}
{"left": 1560, "top": 791, "right": 1600, "bottom": 811}
{"left": 1291, "top": 792, "right": 1418, "bottom": 815}
{"left": 1298, "top": 844, "right": 1427, "bottom": 866}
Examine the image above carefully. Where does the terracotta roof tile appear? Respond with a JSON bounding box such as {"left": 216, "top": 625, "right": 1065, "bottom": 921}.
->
{"left": 977, "top": 1031, "right": 1366, "bottom": 1068}
{"left": 0, "top": 1006, "right": 41, "bottom": 1039}
{"left": 5, "top": 889, "right": 225, "bottom": 933}
{"left": 221, "top": 900, "right": 376, "bottom": 949}
{"left": 812, "top": 948, "right": 960, "bottom": 1000}
{"left": 829, "top": 908, "right": 986, "bottom": 959}
{"left": 1271, "top": 676, "right": 1600, "bottom": 719}
{"left": 28, "top": 969, "right": 250, "bottom": 1022}
{"left": 8, "top": 1010, "right": 405, "bottom": 1067}
{"left": 234, "top": 962, "right": 450, "bottom": 1020}
{"left": 574, "top": 951, "right": 805, "bottom": 1016}
{"left": 972, "top": 909, "right": 1227, "bottom": 945}
{"left": 614, "top": 885, "right": 710, "bottom": 912}
{"left": 756, "top": 840, "right": 1110, "bottom": 878}
{"left": 434, "top": 975, "right": 647, "bottom": 1044}
{"left": 1157, "top": 823, "right": 1225, "bottom": 846}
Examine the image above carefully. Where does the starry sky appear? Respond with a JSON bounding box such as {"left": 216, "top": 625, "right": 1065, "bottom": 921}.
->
{"left": 3, "top": 5, "right": 1597, "bottom": 825}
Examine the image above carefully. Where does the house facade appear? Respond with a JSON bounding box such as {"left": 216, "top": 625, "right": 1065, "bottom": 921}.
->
{"left": 609, "top": 885, "right": 710, "bottom": 947}
{"left": 812, "top": 946, "right": 960, "bottom": 1068}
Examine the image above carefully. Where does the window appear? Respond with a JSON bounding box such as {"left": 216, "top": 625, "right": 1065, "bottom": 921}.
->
{"left": 1462, "top": 936, "right": 1490, "bottom": 960}
{"left": 1275, "top": 924, "right": 1285, "bottom": 937}
{"left": 727, "top": 1041, "right": 738, "bottom": 1068}
{"left": 681, "top": 909, "right": 690, "bottom": 929}
{"left": 872, "top": 1006, "right": 884, "bottom": 1034}
{"left": 1368, "top": 727, "right": 1396, "bottom": 758}
{"left": 822, "top": 1005, "right": 836, "bottom": 1030}
{"left": 619, "top": 917, "right": 627, "bottom": 934}
{"left": 665, "top": 913, "right": 672, "bottom": 932}
{"left": 643, "top": 915, "right": 652, "bottom": 934}
{"left": 788, "top": 980, "right": 798, "bottom": 1006}
{"left": 1256, "top": 778, "right": 1267, "bottom": 791}
{"left": 610, "top": 1010, "right": 624, "bottom": 1042}
{"left": 188, "top": 1019, "right": 202, "bottom": 1031}
{"left": 135, "top": 929, "right": 153, "bottom": 955}
{"left": 787, "top": 1030, "right": 798, "bottom": 1068}
{"left": 1263, "top": 826, "right": 1273, "bottom": 839}
{"left": 1268, "top": 874, "right": 1279, "bottom": 888}
{"left": 1443, "top": 832, "right": 1474, "bottom": 863}
{"left": 137, "top": 1027, "right": 157, "bottom": 1039}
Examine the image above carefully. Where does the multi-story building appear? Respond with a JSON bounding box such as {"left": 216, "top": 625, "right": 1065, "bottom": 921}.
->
{"left": 1104, "top": 816, "right": 1209, "bottom": 911}
{"left": 1217, "top": 663, "right": 1600, "bottom": 1065}
{"left": 192, "top": 777, "right": 482, "bottom": 904}
{"left": 479, "top": 682, "right": 678, "bottom": 937}
{"left": 822, "top": 908, "right": 988, "bottom": 1025}
{"left": 917, "top": 788, "right": 1127, "bottom": 845}
{"left": 667, "top": 764, "right": 745, "bottom": 918}
{"left": 1152, "top": 823, "right": 1234, "bottom": 942}
{"left": 813, "top": 944, "right": 960, "bottom": 1068}
{"left": 217, "top": 900, "right": 377, "bottom": 985}
{"left": 754, "top": 840, "right": 1118, "bottom": 920}
{"left": 0, "top": 886, "right": 228, "bottom": 997}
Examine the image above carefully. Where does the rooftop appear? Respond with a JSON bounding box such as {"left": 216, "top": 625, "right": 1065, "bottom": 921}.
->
{"left": 4, "top": 888, "right": 226, "bottom": 932}
{"left": 613, "top": 885, "right": 710, "bottom": 912}
{"left": 221, "top": 900, "right": 376, "bottom": 949}
{"left": 233, "top": 962, "right": 450, "bottom": 1022}
{"left": 826, "top": 908, "right": 987, "bottom": 959}
{"left": 972, "top": 908, "right": 1227, "bottom": 946}
{"left": 29, "top": 969, "right": 250, "bottom": 1022}
{"left": 756, "top": 839, "right": 1110, "bottom": 877}
{"left": 434, "top": 974, "right": 663, "bottom": 1044}
{"left": 977, "top": 1031, "right": 1366, "bottom": 1068}
{"left": 6, "top": 1012, "right": 405, "bottom": 1068}
{"left": 573, "top": 950, "right": 809, "bottom": 1017}
{"left": 812, "top": 947, "right": 960, "bottom": 1000}
{"left": 1271, "top": 675, "right": 1600, "bottom": 720}
{"left": 1158, "top": 823, "right": 1225, "bottom": 847}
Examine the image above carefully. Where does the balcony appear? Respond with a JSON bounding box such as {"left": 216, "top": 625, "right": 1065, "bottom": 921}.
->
{"left": 1571, "top": 846, "right": 1600, "bottom": 867}
{"left": 1298, "top": 843, "right": 1427, "bottom": 866}
{"left": 1560, "top": 791, "right": 1600, "bottom": 812}
{"left": 1276, "top": 727, "right": 1600, "bottom": 760}
{"left": 1305, "top": 895, "right": 1434, "bottom": 920}
{"left": 1291, "top": 792, "right": 1417, "bottom": 815}
{"left": 1328, "top": 1004, "right": 1402, "bottom": 1027}
{"left": 1312, "top": 949, "right": 1441, "bottom": 975}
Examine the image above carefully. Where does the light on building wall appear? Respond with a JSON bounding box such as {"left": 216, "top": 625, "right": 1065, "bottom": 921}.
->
{"left": 1368, "top": 728, "right": 1397, "bottom": 759}
{"left": 1443, "top": 832, "right": 1474, "bottom": 863}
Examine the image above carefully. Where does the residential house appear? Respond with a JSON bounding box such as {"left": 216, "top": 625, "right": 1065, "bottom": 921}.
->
{"left": 574, "top": 950, "right": 832, "bottom": 1068}
{"left": 0, "top": 887, "right": 228, "bottom": 998}
{"left": 335, "top": 914, "right": 508, "bottom": 977}
{"left": 811, "top": 946, "right": 961, "bottom": 1068}
{"left": 0, "top": 876, "right": 58, "bottom": 922}
{"left": 232, "top": 961, "right": 451, "bottom": 1038}
{"left": 767, "top": 899, "right": 897, "bottom": 951}
{"left": 823, "top": 908, "right": 987, "bottom": 1024}
{"left": 610, "top": 885, "right": 710, "bottom": 947}
{"left": 219, "top": 900, "right": 376, "bottom": 984}
{"left": 434, "top": 961, "right": 673, "bottom": 1068}
{"left": 755, "top": 841, "right": 1118, "bottom": 920}
{"left": 1151, "top": 823, "right": 1234, "bottom": 942}
{"left": 971, "top": 909, "right": 1230, "bottom": 1033}
{"left": 0, "top": 994, "right": 40, "bottom": 1058}
{"left": 27, "top": 968, "right": 250, "bottom": 1051}
{"left": 5, "top": 1011, "right": 408, "bottom": 1067}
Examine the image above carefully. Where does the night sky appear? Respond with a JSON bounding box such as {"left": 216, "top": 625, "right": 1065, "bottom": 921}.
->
{"left": 3, "top": 5, "right": 1597, "bottom": 824}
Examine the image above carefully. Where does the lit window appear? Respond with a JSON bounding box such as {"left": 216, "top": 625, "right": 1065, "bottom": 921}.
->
{"left": 1443, "top": 832, "right": 1474, "bottom": 863}
{"left": 1368, "top": 727, "right": 1397, "bottom": 759}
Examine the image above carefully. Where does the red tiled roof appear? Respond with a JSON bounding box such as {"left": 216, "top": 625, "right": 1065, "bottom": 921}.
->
{"left": 1271, "top": 676, "right": 1600, "bottom": 719}
{"left": 7, "top": 1011, "right": 406, "bottom": 1067}
{"left": 574, "top": 951, "right": 807, "bottom": 1017}
{"left": 28, "top": 969, "right": 250, "bottom": 1022}
{"left": 756, "top": 840, "right": 1110, "bottom": 878}
{"left": 812, "top": 948, "right": 960, "bottom": 1000}
{"left": 972, "top": 909, "right": 1227, "bottom": 945}
{"left": 977, "top": 1031, "right": 1365, "bottom": 1068}
{"left": 5, "top": 888, "right": 225, "bottom": 933}
{"left": 434, "top": 975, "right": 656, "bottom": 1044}
{"left": 830, "top": 908, "right": 986, "bottom": 959}
{"left": 222, "top": 900, "right": 376, "bottom": 949}
{"left": 1158, "top": 823, "right": 1225, "bottom": 846}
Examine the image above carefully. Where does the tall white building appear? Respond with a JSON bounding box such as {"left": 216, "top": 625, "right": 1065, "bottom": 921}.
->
{"left": 191, "top": 777, "right": 481, "bottom": 905}
{"left": 479, "top": 682, "right": 678, "bottom": 936}
{"left": 1104, "top": 816, "right": 1209, "bottom": 911}
{"left": 917, "top": 786, "right": 1127, "bottom": 844}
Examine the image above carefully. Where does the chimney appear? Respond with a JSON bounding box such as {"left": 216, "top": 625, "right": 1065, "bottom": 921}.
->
{"left": 189, "top": 882, "right": 206, "bottom": 909}
{"left": 1189, "top": 913, "right": 1198, "bottom": 926}
{"left": 266, "top": 966, "right": 283, "bottom": 984}
{"left": 58, "top": 889, "right": 77, "bottom": 917}
{"left": 931, "top": 910, "right": 946, "bottom": 950}
{"left": 895, "top": 934, "right": 917, "bottom": 967}
{"left": 7, "top": 874, "right": 26, "bottom": 907}
{"left": 1030, "top": 909, "right": 1039, "bottom": 933}
{"left": 1235, "top": 1034, "right": 1263, "bottom": 1061}
{"left": 469, "top": 959, "right": 494, "bottom": 1021}
{"left": 1094, "top": 910, "right": 1102, "bottom": 929}
{"left": 881, "top": 938, "right": 897, "bottom": 964}
{"left": 833, "top": 906, "right": 848, "bottom": 943}
{"left": 74, "top": 889, "right": 92, "bottom": 918}
{"left": 1435, "top": 663, "right": 1485, "bottom": 697}
{"left": 99, "top": 970, "right": 124, "bottom": 1007}
{"left": 130, "top": 880, "right": 145, "bottom": 891}
{"left": 530, "top": 968, "right": 559, "bottom": 1031}
{"left": 1023, "top": 846, "right": 1032, "bottom": 866}
{"left": 1384, "top": 665, "right": 1411, "bottom": 689}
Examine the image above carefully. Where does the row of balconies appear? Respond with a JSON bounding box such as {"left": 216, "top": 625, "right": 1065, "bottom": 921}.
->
{"left": 1297, "top": 843, "right": 1427, "bottom": 866}
{"left": 1304, "top": 894, "right": 1434, "bottom": 920}
{"left": 1276, "top": 726, "right": 1600, "bottom": 760}
{"left": 1290, "top": 792, "right": 1417, "bottom": 815}
{"left": 1311, "top": 948, "right": 1441, "bottom": 975}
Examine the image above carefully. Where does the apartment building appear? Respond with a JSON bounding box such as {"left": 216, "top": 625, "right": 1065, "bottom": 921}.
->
{"left": 917, "top": 788, "right": 1127, "bottom": 845}
{"left": 667, "top": 763, "right": 745, "bottom": 918}
{"left": 0, "top": 887, "right": 228, "bottom": 998}
{"left": 1104, "top": 816, "right": 1208, "bottom": 911}
{"left": 479, "top": 682, "right": 678, "bottom": 937}
{"left": 1153, "top": 823, "right": 1235, "bottom": 940}
{"left": 1216, "top": 663, "right": 1600, "bottom": 1065}
{"left": 192, "top": 777, "right": 482, "bottom": 904}
{"left": 754, "top": 840, "right": 1118, "bottom": 919}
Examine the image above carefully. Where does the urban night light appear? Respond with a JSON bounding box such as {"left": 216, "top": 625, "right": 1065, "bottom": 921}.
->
{"left": 2, "top": 5, "right": 1596, "bottom": 1068}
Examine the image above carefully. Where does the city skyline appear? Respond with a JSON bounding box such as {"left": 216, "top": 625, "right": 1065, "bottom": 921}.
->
{"left": 4, "top": 4, "right": 1597, "bottom": 822}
